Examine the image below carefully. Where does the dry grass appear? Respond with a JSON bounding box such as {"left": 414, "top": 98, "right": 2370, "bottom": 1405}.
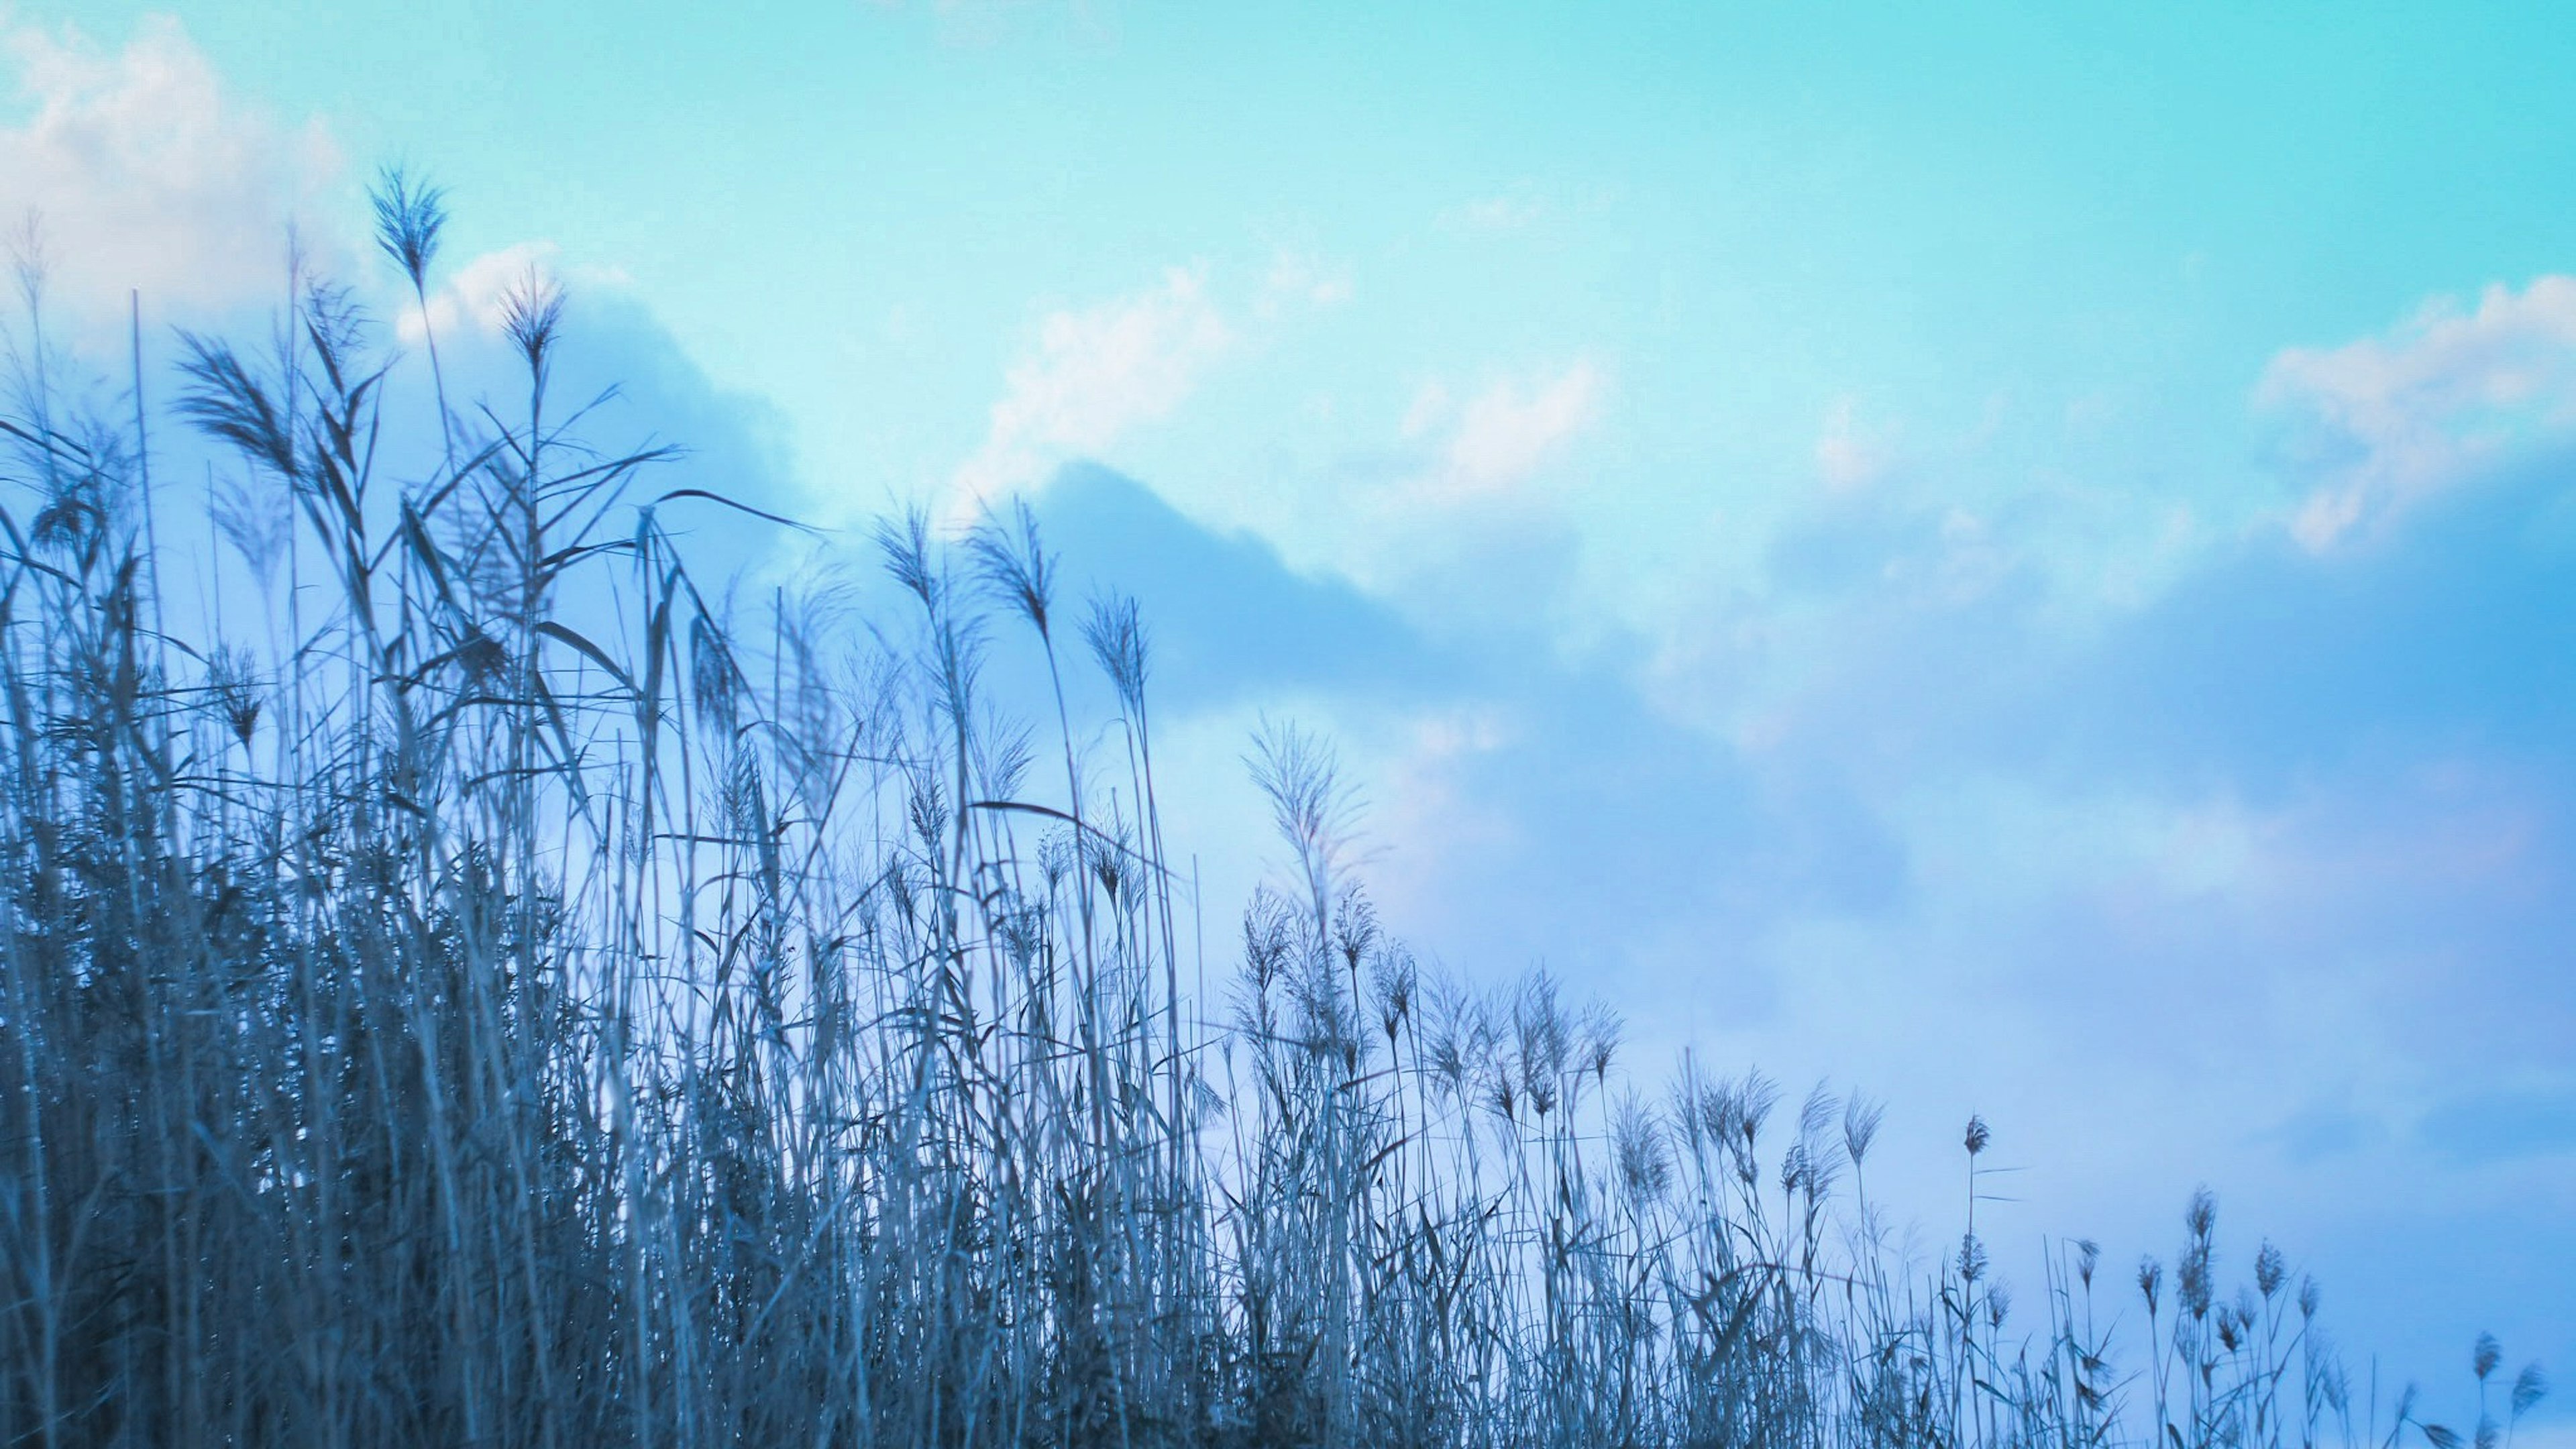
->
{"left": 0, "top": 187, "right": 2544, "bottom": 1449}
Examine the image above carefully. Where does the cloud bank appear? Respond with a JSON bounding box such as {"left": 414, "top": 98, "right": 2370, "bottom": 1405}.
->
{"left": 2261, "top": 276, "right": 2576, "bottom": 550}
{"left": 0, "top": 15, "right": 338, "bottom": 315}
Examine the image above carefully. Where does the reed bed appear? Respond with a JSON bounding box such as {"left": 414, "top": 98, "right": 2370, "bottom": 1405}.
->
{"left": 0, "top": 180, "right": 2545, "bottom": 1449}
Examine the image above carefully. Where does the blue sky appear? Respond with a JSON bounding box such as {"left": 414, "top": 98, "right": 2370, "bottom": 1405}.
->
{"left": 7, "top": 0, "right": 2573, "bottom": 1428}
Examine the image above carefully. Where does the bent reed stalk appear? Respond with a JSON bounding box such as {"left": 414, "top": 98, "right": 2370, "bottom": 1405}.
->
{"left": 0, "top": 189, "right": 2544, "bottom": 1449}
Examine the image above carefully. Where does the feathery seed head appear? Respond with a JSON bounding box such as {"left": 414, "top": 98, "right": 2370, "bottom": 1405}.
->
{"left": 207, "top": 645, "right": 262, "bottom": 747}
{"left": 1581, "top": 1004, "right": 1621, "bottom": 1082}
{"left": 1614, "top": 1097, "right": 1672, "bottom": 1206}
{"left": 1843, "top": 1093, "right": 1885, "bottom": 1167}
{"left": 500, "top": 268, "right": 564, "bottom": 380}
{"left": 2188, "top": 1187, "right": 2218, "bottom": 1243}
{"left": 369, "top": 165, "right": 448, "bottom": 289}
{"left": 875, "top": 508, "right": 941, "bottom": 609}
{"left": 2512, "top": 1364, "right": 2549, "bottom": 1420}
{"left": 2256, "top": 1241, "right": 2286, "bottom": 1299}
{"left": 965, "top": 497, "right": 1054, "bottom": 638}
{"left": 2180, "top": 1251, "right": 2212, "bottom": 1320}
{"left": 1081, "top": 592, "right": 1150, "bottom": 714}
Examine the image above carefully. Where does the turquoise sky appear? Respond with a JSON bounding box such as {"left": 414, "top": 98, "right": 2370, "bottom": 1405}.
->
{"left": 9, "top": 1, "right": 2575, "bottom": 1430}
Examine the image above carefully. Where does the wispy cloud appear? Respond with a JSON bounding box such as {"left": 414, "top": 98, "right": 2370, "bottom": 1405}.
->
{"left": 0, "top": 15, "right": 338, "bottom": 315}
{"left": 2259, "top": 276, "right": 2576, "bottom": 550}
{"left": 952, "top": 264, "right": 1232, "bottom": 506}
{"left": 1443, "top": 359, "right": 1603, "bottom": 494}
{"left": 1271, "top": 357, "right": 1607, "bottom": 612}
{"left": 1393, "top": 358, "right": 1605, "bottom": 505}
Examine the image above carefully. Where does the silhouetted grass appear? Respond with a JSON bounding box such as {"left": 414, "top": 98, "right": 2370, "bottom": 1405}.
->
{"left": 0, "top": 184, "right": 2544, "bottom": 1449}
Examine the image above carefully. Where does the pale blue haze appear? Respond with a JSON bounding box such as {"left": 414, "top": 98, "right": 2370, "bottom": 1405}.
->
{"left": 7, "top": 1, "right": 2572, "bottom": 1432}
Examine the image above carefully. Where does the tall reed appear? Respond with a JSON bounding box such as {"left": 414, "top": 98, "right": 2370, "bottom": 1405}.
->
{"left": 0, "top": 189, "right": 2542, "bottom": 1449}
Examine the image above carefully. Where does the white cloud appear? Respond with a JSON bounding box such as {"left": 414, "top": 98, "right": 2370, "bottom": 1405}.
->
{"left": 1267, "top": 358, "right": 1603, "bottom": 613}
{"left": 951, "top": 264, "right": 1232, "bottom": 505}
{"left": 396, "top": 240, "right": 633, "bottom": 345}
{"left": 0, "top": 15, "right": 339, "bottom": 315}
{"left": 1436, "top": 358, "right": 1603, "bottom": 498}
{"left": 2258, "top": 276, "right": 2576, "bottom": 550}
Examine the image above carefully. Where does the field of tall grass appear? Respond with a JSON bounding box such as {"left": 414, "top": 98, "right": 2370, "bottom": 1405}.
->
{"left": 0, "top": 177, "right": 2547, "bottom": 1448}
